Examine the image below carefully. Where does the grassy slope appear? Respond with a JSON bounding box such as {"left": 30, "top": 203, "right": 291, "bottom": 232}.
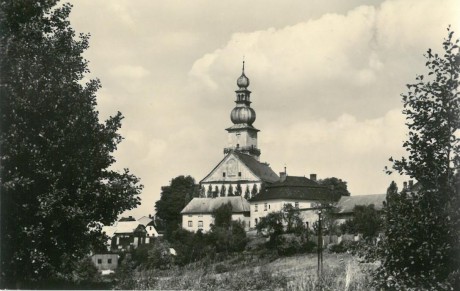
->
{"left": 128, "top": 252, "right": 377, "bottom": 290}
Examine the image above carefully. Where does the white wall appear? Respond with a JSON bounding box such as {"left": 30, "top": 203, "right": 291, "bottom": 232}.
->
{"left": 249, "top": 199, "right": 313, "bottom": 229}
{"left": 182, "top": 213, "right": 250, "bottom": 232}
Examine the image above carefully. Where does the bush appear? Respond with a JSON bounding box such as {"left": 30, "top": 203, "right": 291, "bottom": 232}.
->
{"left": 147, "top": 240, "right": 174, "bottom": 269}
{"left": 328, "top": 243, "right": 346, "bottom": 253}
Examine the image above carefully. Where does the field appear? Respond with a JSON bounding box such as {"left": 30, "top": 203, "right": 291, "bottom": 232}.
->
{"left": 121, "top": 252, "right": 377, "bottom": 290}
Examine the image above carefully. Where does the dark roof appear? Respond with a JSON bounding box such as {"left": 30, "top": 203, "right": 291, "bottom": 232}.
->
{"left": 335, "top": 194, "right": 386, "bottom": 214}
{"left": 200, "top": 151, "right": 279, "bottom": 184}
{"left": 232, "top": 151, "right": 279, "bottom": 183}
{"left": 250, "top": 176, "right": 339, "bottom": 202}
{"left": 181, "top": 196, "right": 250, "bottom": 214}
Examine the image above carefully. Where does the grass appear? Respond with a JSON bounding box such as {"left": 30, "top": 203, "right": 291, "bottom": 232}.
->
{"left": 119, "top": 252, "right": 377, "bottom": 290}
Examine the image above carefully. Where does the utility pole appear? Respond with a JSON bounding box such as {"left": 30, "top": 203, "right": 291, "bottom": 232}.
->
{"left": 317, "top": 209, "right": 323, "bottom": 278}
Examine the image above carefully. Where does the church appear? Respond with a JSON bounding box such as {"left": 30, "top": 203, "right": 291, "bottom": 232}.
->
{"left": 181, "top": 63, "right": 339, "bottom": 232}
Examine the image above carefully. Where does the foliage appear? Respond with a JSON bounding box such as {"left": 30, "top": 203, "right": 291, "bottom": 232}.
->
{"left": 207, "top": 184, "right": 213, "bottom": 197}
{"left": 318, "top": 177, "right": 350, "bottom": 197}
{"left": 212, "top": 202, "right": 232, "bottom": 228}
{"left": 219, "top": 184, "right": 226, "bottom": 197}
{"left": 340, "top": 204, "right": 382, "bottom": 239}
{"left": 251, "top": 184, "right": 259, "bottom": 197}
{"left": 209, "top": 221, "right": 248, "bottom": 253}
{"left": 377, "top": 27, "right": 460, "bottom": 290}
{"left": 0, "top": 1, "right": 142, "bottom": 286}
{"left": 155, "top": 175, "right": 198, "bottom": 235}
{"left": 244, "top": 185, "right": 250, "bottom": 199}
{"left": 147, "top": 240, "right": 174, "bottom": 270}
{"left": 256, "top": 204, "right": 306, "bottom": 248}
{"left": 228, "top": 184, "right": 234, "bottom": 196}
{"left": 235, "top": 183, "right": 242, "bottom": 196}
{"left": 72, "top": 257, "right": 101, "bottom": 284}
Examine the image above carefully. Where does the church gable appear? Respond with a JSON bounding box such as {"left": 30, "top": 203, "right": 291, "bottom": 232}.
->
{"left": 201, "top": 152, "right": 261, "bottom": 184}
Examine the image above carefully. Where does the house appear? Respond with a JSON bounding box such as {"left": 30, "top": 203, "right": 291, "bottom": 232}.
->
{"left": 138, "top": 215, "right": 159, "bottom": 240}
{"left": 333, "top": 194, "right": 387, "bottom": 224}
{"left": 91, "top": 253, "right": 119, "bottom": 274}
{"left": 103, "top": 221, "right": 148, "bottom": 251}
{"left": 250, "top": 173, "right": 340, "bottom": 228}
{"left": 181, "top": 196, "right": 250, "bottom": 232}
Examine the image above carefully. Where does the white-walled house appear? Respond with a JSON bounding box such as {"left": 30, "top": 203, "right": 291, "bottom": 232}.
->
{"left": 249, "top": 175, "right": 340, "bottom": 228}
{"left": 181, "top": 196, "right": 250, "bottom": 232}
{"left": 138, "top": 215, "right": 159, "bottom": 239}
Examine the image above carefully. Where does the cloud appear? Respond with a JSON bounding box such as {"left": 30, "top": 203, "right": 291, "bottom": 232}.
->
{"left": 68, "top": 0, "right": 459, "bottom": 218}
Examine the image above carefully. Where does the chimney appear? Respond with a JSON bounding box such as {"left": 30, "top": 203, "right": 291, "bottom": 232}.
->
{"left": 279, "top": 171, "right": 287, "bottom": 182}
{"left": 310, "top": 174, "right": 317, "bottom": 181}
{"left": 403, "top": 181, "right": 408, "bottom": 190}
{"left": 409, "top": 180, "right": 414, "bottom": 190}
{"left": 148, "top": 214, "right": 152, "bottom": 218}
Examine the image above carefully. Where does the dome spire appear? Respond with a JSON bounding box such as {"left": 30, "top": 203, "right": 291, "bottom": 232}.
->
{"left": 237, "top": 58, "right": 250, "bottom": 88}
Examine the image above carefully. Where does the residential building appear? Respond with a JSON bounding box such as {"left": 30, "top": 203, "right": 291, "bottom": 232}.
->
{"left": 181, "top": 196, "right": 250, "bottom": 232}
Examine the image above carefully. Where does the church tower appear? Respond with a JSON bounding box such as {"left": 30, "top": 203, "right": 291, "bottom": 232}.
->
{"left": 224, "top": 62, "right": 261, "bottom": 160}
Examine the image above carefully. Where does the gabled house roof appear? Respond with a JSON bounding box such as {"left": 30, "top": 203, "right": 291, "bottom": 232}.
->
{"left": 250, "top": 176, "right": 339, "bottom": 202}
{"left": 138, "top": 216, "right": 154, "bottom": 226}
{"left": 102, "top": 221, "right": 147, "bottom": 237}
{"left": 200, "top": 151, "right": 279, "bottom": 184}
{"left": 181, "top": 196, "right": 250, "bottom": 214}
{"left": 335, "top": 194, "right": 386, "bottom": 214}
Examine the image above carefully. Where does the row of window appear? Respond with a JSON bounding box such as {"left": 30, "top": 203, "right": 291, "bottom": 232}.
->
{"left": 188, "top": 221, "right": 204, "bottom": 228}
{"left": 254, "top": 202, "right": 299, "bottom": 212}
{"left": 97, "top": 258, "right": 113, "bottom": 264}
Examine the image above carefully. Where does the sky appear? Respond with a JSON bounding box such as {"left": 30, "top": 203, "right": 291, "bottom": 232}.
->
{"left": 67, "top": 0, "right": 460, "bottom": 219}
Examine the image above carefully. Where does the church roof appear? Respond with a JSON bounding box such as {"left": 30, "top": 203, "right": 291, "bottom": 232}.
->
{"left": 335, "top": 194, "right": 387, "bottom": 214}
{"left": 200, "top": 151, "right": 279, "bottom": 184}
{"left": 250, "top": 176, "right": 339, "bottom": 202}
{"left": 232, "top": 151, "right": 279, "bottom": 183}
{"left": 181, "top": 196, "right": 250, "bottom": 214}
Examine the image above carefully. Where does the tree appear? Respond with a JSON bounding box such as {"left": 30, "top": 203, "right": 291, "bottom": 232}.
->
{"left": 207, "top": 184, "right": 213, "bottom": 197}
{"left": 283, "top": 204, "right": 304, "bottom": 234}
{"left": 244, "top": 185, "right": 250, "bottom": 199}
{"left": 235, "top": 183, "right": 242, "bottom": 196}
{"left": 0, "top": 1, "right": 142, "bottom": 287}
{"left": 340, "top": 204, "right": 382, "bottom": 239}
{"left": 220, "top": 184, "right": 226, "bottom": 197}
{"left": 377, "top": 28, "right": 460, "bottom": 289}
{"left": 214, "top": 185, "right": 219, "bottom": 197}
{"left": 318, "top": 177, "right": 350, "bottom": 197}
{"left": 251, "top": 184, "right": 259, "bottom": 197}
{"left": 212, "top": 202, "right": 233, "bottom": 228}
{"left": 155, "top": 175, "right": 197, "bottom": 235}
{"left": 228, "top": 184, "right": 234, "bottom": 196}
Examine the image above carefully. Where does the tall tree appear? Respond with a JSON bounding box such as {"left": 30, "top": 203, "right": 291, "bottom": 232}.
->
{"left": 0, "top": 1, "right": 142, "bottom": 287}
{"left": 155, "top": 175, "right": 197, "bottom": 234}
{"left": 377, "top": 27, "right": 460, "bottom": 289}
{"left": 318, "top": 177, "right": 350, "bottom": 197}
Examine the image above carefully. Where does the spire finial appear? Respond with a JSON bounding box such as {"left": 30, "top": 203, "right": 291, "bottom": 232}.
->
{"left": 242, "top": 56, "right": 245, "bottom": 73}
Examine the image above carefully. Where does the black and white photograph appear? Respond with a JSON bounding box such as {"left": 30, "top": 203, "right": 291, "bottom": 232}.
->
{"left": 1, "top": 0, "right": 459, "bottom": 289}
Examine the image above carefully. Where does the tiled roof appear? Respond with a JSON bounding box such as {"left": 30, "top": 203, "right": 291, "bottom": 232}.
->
{"left": 113, "top": 221, "right": 145, "bottom": 234}
{"left": 335, "top": 194, "right": 386, "bottom": 213}
{"left": 138, "top": 216, "right": 153, "bottom": 226}
{"left": 232, "top": 151, "right": 279, "bottom": 183}
{"left": 181, "top": 196, "right": 250, "bottom": 214}
{"left": 250, "top": 176, "right": 339, "bottom": 202}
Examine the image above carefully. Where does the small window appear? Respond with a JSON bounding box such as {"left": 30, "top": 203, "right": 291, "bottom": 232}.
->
{"left": 269, "top": 205, "right": 271, "bottom": 209}
{"left": 188, "top": 215, "right": 192, "bottom": 217}
{"left": 198, "top": 221, "right": 203, "bottom": 228}
{"left": 255, "top": 218, "right": 258, "bottom": 225}
{"left": 295, "top": 202, "right": 299, "bottom": 208}
{"left": 255, "top": 204, "right": 258, "bottom": 212}
{"left": 223, "top": 172, "right": 226, "bottom": 177}
{"left": 238, "top": 172, "right": 242, "bottom": 177}
{"left": 97, "top": 259, "right": 102, "bottom": 264}
{"left": 198, "top": 213, "right": 203, "bottom": 217}
{"left": 108, "top": 259, "right": 112, "bottom": 264}
{"left": 264, "top": 203, "right": 267, "bottom": 211}
{"left": 188, "top": 221, "right": 192, "bottom": 227}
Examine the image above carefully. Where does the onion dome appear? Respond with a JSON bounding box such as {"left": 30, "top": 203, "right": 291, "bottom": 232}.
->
{"left": 230, "top": 106, "right": 256, "bottom": 125}
{"left": 236, "top": 60, "right": 250, "bottom": 88}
